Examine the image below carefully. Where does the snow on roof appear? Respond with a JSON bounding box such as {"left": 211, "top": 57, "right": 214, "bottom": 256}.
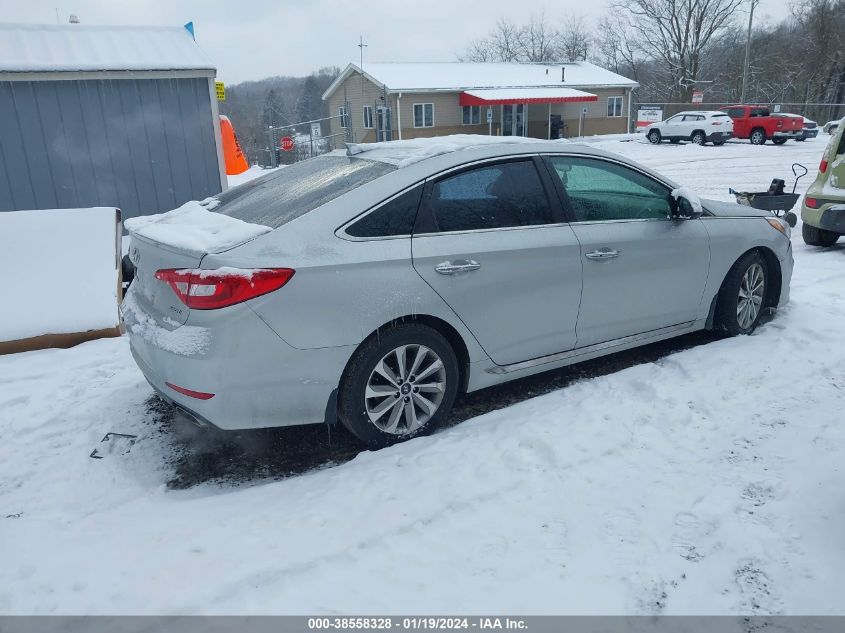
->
{"left": 346, "top": 134, "right": 570, "bottom": 168}
{"left": 324, "top": 61, "right": 638, "bottom": 99}
{"left": 0, "top": 23, "right": 215, "bottom": 73}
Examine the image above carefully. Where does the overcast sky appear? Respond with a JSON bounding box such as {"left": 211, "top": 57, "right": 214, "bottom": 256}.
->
{"left": 12, "top": 0, "right": 793, "bottom": 85}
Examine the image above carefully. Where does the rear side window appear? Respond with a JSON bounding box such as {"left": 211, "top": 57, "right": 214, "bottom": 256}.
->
{"left": 725, "top": 108, "right": 745, "bottom": 118}
{"left": 428, "top": 160, "right": 553, "bottom": 232}
{"left": 213, "top": 155, "right": 396, "bottom": 229}
{"left": 346, "top": 186, "right": 423, "bottom": 237}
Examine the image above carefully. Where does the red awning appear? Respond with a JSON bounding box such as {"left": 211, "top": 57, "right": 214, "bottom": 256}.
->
{"left": 459, "top": 87, "right": 598, "bottom": 106}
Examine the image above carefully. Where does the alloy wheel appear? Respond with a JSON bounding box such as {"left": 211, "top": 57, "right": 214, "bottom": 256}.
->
{"left": 737, "top": 263, "right": 765, "bottom": 329}
{"left": 365, "top": 344, "right": 446, "bottom": 435}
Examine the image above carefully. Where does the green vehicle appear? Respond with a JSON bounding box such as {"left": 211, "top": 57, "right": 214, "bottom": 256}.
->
{"left": 801, "top": 123, "right": 845, "bottom": 246}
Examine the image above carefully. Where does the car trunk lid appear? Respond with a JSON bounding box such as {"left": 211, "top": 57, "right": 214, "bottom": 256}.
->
{"left": 124, "top": 198, "right": 273, "bottom": 326}
{"left": 126, "top": 233, "right": 205, "bottom": 326}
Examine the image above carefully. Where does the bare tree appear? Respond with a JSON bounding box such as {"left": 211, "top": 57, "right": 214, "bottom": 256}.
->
{"left": 610, "top": 0, "right": 745, "bottom": 100}
{"left": 593, "top": 15, "right": 642, "bottom": 78}
{"left": 520, "top": 11, "right": 560, "bottom": 61}
{"left": 558, "top": 15, "right": 591, "bottom": 62}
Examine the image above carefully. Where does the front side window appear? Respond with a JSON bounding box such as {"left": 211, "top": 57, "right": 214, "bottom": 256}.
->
{"left": 725, "top": 107, "right": 745, "bottom": 118}
{"left": 428, "top": 160, "right": 553, "bottom": 232}
{"left": 346, "top": 186, "right": 423, "bottom": 238}
{"left": 363, "top": 105, "right": 374, "bottom": 129}
{"left": 462, "top": 105, "right": 481, "bottom": 125}
{"left": 607, "top": 96, "right": 623, "bottom": 118}
{"left": 546, "top": 156, "right": 672, "bottom": 222}
{"left": 414, "top": 103, "right": 434, "bottom": 128}
{"left": 338, "top": 106, "right": 350, "bottom": 128}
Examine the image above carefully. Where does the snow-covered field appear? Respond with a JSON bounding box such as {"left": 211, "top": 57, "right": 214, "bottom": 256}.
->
{"left": 2, "top": 136, "right": 845, "bottom": 615}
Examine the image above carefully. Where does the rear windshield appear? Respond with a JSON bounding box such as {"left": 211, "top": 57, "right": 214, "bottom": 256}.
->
{"left": 213, "top": 155, "right": 396, "bottom": 228}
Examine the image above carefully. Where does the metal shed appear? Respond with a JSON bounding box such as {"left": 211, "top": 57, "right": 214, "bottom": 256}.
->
{"left": 0, "top": 23, "right": 227, "bottom": 219}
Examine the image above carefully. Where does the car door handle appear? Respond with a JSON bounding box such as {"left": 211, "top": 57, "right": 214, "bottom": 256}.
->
{"left": 435, "top": 259, "right": 481, "bottom": 275}
{"left": 585, "top": 248, "right": 620, "bottom": 260}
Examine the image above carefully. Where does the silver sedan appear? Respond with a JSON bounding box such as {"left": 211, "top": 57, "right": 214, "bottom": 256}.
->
{"left": 123, "top": 140, "right": 793, "bottom": 447}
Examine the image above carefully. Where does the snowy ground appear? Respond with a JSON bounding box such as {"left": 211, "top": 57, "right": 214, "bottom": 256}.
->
{"left": 2, "top": 136, "right": 845, "bottom": 615}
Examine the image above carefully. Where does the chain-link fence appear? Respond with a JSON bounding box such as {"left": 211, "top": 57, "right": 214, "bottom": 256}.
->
{"left": 259, "top": 110, "right": 352, "bottom": 168}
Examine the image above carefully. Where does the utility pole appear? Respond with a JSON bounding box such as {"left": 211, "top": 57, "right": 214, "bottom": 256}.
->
{"left": 740, "top": 0, "right": 760, "bottom": 103}
{"left": 358, "top": 35, "right": 368, "bottom": 70}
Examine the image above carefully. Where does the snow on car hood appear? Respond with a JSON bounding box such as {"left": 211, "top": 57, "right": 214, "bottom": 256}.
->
{"left": 701, "top": 198, "right": 773, "bottom": 218}
{"left": 124, "top": 198, "right": 271, "bottom": 255}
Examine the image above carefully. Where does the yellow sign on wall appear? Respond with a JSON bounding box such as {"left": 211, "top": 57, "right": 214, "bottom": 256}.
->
{"left": 215, "top": 81, "right": 225, "bottom": 101}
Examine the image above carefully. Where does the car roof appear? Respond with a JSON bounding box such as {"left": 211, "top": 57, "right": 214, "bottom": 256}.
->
{"left": 343, "top": 135, "right": 680, "bottom": 188}
{"left": 671, "top": 110, "right": 727, "bottom": 116}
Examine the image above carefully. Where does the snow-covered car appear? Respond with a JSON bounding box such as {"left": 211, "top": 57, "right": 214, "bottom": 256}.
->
{"left": 823, "top": 118, "right": 842, "bottom": 135}
{"left": 801, "top": 121, "right": 845, "bottom": 246}
{"left": 645, "top": 111, "right": 734, "bottom": 146}
{"left": 122, "top": 137, "right": 793, "bottom": 447}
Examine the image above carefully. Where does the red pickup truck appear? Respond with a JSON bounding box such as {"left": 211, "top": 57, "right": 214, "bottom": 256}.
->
{"left": 720, "top": 105, "right": 804, "bottom": 145}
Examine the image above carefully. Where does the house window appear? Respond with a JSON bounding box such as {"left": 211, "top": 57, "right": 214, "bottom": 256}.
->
{"left": 414, "top": 103, "right": 434, "bottom": 128}
{"left": 462, "top": 105, "right": 481, "bottom": 125}
{"left": 363, "top": 105, "right": 374, "bottom": 129}
{"left": 338, "top": 106, "right": 350, "bottom": 128}
{"left": 607, "top": 96, "right": 623, "bottom": 118}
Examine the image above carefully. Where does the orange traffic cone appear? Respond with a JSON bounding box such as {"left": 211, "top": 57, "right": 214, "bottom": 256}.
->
{"left": 219, "top": 115, "right": 249, "bottom": 175}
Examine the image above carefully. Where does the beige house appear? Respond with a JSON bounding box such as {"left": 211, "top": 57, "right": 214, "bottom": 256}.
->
{"left": 322, "top": 61, "right": 638, "bottom": 144}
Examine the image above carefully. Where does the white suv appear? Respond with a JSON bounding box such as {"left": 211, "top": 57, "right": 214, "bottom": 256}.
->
{"left": 645, "top": 111, "right": 734, "bottom": 146}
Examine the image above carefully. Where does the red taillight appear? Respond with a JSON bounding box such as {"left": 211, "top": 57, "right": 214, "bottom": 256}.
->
{"left": 819, "top": 159, "right": 828, "bottom": 174}
{"left": 154, "top": 268, "right": 295, "bottom": 309}
{"left": 805, "top": 197, "right": 819, "bottom": 209}
{"left": 165, "top": 382, "right": 215, "bottom": 400}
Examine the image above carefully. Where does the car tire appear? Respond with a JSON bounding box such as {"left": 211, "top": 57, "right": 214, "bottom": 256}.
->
{"left": 691, "top": 131, "right": 706, "bottom": 145}
{"left": 647, "top": 130, "right": 662, "bottom": 144}
{"left": 772, "top": 137, "right": 788, "bottom": 145}
{"left": 338, "top": 323, "right": 460, "bottom": 447}
{"left": 802, "top": 223, "right": 840, "bottom": 247}
{"left": 796, "top": 137, "right": 806, "bottom": 142}
{"left": 714, "top": 251, "right": 768, "bottom": 336}
{"left": 713, "top": 140, "right": 725, "bottom": 146}
{"left": 750, "top": 128, "right": 767, "bottom": 145}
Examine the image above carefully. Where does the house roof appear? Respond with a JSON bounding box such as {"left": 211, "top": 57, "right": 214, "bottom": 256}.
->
{"left": 0, "top": 23, "right": 216, "bottom": 73}
{"left": 323, "top": 61, "right": 638, "bottom": 100}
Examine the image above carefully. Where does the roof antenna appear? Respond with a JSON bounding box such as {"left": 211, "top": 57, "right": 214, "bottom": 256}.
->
{"left": 358, "top": 35, "right": 368, "bottom": 70}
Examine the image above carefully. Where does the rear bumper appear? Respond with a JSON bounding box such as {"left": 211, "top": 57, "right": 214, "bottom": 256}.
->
{"left": 772, "top": 130, "right": 802, "bottom": 139}
{"left": 802, "top": 199, "right": 845, "bottom": 230}
{"left": 817, "top": 206, "right": 845, "bottom": 234}
{"left": 123, "top": 286, "right": 354, "bottom": 430}
{"left": 707, "top": 131, "right": 733, "bottom": 142}
{"left": 801, "top": 129, "right": 819, "bottom": 139}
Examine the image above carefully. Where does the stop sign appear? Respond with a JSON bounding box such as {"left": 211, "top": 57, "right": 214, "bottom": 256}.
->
{"left": 279, "top": 136, "right": 294, "bottom": 152}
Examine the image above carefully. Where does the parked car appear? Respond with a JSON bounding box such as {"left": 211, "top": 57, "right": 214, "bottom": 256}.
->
{"left": 123, "top": 139, "right": 794, "bottom": 447}
{"left": 823, "top": 118, "right": 842, "bottom": 135}
{"left": 645, "top": 110, "right": 733, "bottom": 146}
{"left": 801, "top": 121, "right": 845, "bottom": 246}
{"left": 798, "top": 118, "right": 819, "bottom": 141}
{"left": 720, "top": 105, "right": 804, "bottom": 145}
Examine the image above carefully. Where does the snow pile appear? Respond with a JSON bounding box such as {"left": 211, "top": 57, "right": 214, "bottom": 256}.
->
{"left": 0, "top": 207, "right": 119, "bottom": 342}
{"left": 347, "top": 134, "right": 568, "bottom": 168}
{"left": 121, "top": 289, "right": 210, "bottom": 356}
{"left": 124, "top": 199, "right": 271, "bottom": 255}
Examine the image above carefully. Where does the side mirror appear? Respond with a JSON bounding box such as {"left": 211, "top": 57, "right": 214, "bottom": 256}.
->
{"left": 669, "top": 188, "right": 703, "bottom": 220}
